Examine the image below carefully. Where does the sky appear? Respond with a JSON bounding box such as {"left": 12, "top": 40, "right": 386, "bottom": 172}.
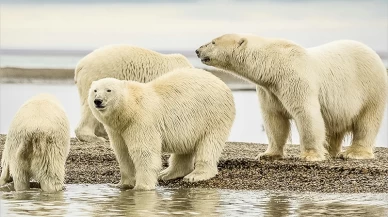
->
{"left": 0, "top": 0, "right": 387, "bottom": 53}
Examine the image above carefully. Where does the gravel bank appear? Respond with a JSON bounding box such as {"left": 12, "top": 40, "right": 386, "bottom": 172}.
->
{"left": 0, "top": 134, "right": 387, "bottom": 193}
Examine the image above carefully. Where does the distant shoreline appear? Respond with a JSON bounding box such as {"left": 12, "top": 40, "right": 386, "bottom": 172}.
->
{"left": 0, "top": 67, "right": 256, "bottom": 90}
{"left": 1, "top": 48, "right": 387, "bottom": 59}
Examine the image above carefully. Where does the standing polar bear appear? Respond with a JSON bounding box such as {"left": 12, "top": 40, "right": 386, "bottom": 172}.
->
{"left": 75, "top": 45, "right": 193, "bottom": 142}
{"left": 196, "top": 33, "right": 388, "bottom": 161}
{"left": 0, "top": 93, "right": 70, "bottom": 192}
{"left": 88, "top": 68, "right": 236, "bottom": 190}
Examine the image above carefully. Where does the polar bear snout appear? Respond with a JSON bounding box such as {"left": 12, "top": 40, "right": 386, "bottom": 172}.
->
{"left": 195, "top": 47, "right": 211, "bottom": 63}
{"left": 93, "top": 99, "right": 105, "bottom": 109}
{"left": 195, "top": 48, "right": 202, "bottom": 58}
{"left": 94, "top": 99, "right": 102, "bottom": 106}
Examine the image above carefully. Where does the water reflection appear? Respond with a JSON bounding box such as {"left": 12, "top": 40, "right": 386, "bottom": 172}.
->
{"left": 263, "top": 195, "right": 292, "bottom": 217}
{"left": 89, "top": 187, "right": 221, "bottom": 216}
{"left": 91, "top": 190, "right": 160, "bottom": 217}
{"left": 1, "top": 185, "right": 387, "bottom": 217}
{"left": 297, "top": 201, "right": 388, "bottom": 217}
{"left": 1, "top": 189, "right": 68, "bottom": 217}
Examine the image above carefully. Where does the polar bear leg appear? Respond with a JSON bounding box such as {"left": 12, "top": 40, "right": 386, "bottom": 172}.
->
{"left": 32, "top": 153, "right": 65, "bottom": 192}
{"left": 292, "top": 100, "right": 327, "bottom": 161}
{"left": 339, "top": 106, "right": 383, "bottom": 159}
{"left": 108, "top": 131, "right": 136, "bottom": 189}
{"left": 326, "top": 132, "right": 345, "bottom": 157}
{"left": 75, "top": 103, "right": 106, "bottom": 143}
{"left": 183, "top": 135, "right": 224, "bottom": 182}
{"left": 129, "top": 148, "right": 161, "bottom": 191}
{"left": 122, "top": 128, "right": 162, "bottom": 191}
{"left": 256, "top": 86, "right": 290, "bottom": 160}
{"left": 95, "top": 123, "right": 109, "bottom": 140}
{"left": 159, "top": 153, "right": 194, "bottom": 181}
{"left": 12, "top": 165, "right": 30, "bottom": 191}
{"left": 0, "top": 160, "right": 11, "bottom": 186}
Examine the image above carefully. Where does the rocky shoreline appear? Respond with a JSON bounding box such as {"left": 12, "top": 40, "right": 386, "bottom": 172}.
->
{"left": 0, "top": 134, "right": 387, "bottom": 193}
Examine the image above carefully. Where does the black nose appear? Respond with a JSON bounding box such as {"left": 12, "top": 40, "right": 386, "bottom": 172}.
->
{"left": 94, "top": 99, "right": 102, "bottom": 106}
{"left": 195, "top": 49, "right": 199, "bottom": 55}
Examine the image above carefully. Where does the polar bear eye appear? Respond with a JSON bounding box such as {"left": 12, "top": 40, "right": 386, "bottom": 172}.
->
{"left": 94, "top": 90, "right": 97, "bottom": 92}
{"left": 212, "top": 41, "right": 215, "bottom": 45}
{"left": 107, "top": 89, "right": 111, "bottom": 92}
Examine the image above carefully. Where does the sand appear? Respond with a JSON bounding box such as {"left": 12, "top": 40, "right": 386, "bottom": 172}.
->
{"left": 0, "top": 134, "right": 387, "bottom": 193}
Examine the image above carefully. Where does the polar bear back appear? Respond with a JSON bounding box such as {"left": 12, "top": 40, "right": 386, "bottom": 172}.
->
{"left": 75, "top": 45, "right": 193, "bottom": 101}
{"left": 7, "top": 94, "right": 70, "bottom": 137}
{"left": 308, "top": 40, "right": 386, "bottom": 80}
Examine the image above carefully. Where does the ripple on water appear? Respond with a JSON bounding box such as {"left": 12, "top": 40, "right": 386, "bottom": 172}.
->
{"left": 0, "top": 184, "right": 387, "bottom": 217}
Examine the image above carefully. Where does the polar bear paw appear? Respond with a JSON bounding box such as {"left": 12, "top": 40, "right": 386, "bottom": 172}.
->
{"left": 159, "top": 167, "right": 193, "bottom": 181}
{"left": 133, "top": 184, "right": 155, "bottom": 191}
{"left": 108, "top": 182, "right": 134, "bottom": 190}
{"left": 338, "top": 148, "right": 374, "bottom": 160}
{"left": 256, "top": 152, "right": 284, "bottom": 161}
{"left": 0, "top": 178, "right": 8, "bottom": 187}
{"left": 300, "top": 150, "right": 326, "bottom": 161}
{"left": 183, "top": 169, "right": 217, "bottom": 183}
{"left": 0, "top": 176, "right": 12, "bottom": 187}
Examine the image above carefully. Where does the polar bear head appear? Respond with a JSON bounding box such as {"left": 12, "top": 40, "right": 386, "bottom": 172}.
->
{"left": 88, "top": 77, "right": 125, "bottom": 116}
{"left": 195, "top": 34, "right": 253, "bottom": 67}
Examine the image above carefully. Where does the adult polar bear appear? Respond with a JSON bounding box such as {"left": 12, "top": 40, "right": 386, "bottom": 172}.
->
{"left": 0, "top": 93, "right": 70, "bottom": 192}
{"left": 88, "top": 68, "right": 235, "bottom": 190}
{"left": 75, "top": 45, "right": 193, "bottom": 142}
{"left": 196, "top": 34, "right": 387, "bottom": 161}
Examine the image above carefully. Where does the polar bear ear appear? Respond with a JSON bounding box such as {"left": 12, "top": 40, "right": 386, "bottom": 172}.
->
{"left": 237, "top": 38, "right": 247, "bottom": 48}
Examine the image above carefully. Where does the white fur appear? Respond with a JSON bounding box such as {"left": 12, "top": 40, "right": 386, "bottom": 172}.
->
{"left": 0, "top": 93, "right": 70, "bottom": 192}
{"left": 75, "top": 45, "right": 193, "bottom": 142}
{"left": 88, "top": 68, "right": 236, "bottom": 190}
{"left": 196, "top": 34, "right": 388, "bottom": 161}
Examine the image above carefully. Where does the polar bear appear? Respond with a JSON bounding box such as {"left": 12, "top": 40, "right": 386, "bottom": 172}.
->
{"left": 75, "top": 45, "right": 193, "bottom": 143}
{"left": 196, "top": 33, "right": 388, "bottom": 161}
{"left": 88, "top": 68, "right": 235, "bottom": 190}
{"left": 0, "top": 93, "right": 70, "bottom": 192}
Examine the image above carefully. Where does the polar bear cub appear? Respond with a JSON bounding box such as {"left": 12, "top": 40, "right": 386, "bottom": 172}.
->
{"left": 75, "top": 45, "right": 193, "bottom": 143}
{"left": 88, "top": 68, "right": 236, "bottom": 190}
{"left": 196, "top": 33, "right": 388, "bottom": 161}
{"left": 0, "top": 93, "right": 70, "bottom": 192}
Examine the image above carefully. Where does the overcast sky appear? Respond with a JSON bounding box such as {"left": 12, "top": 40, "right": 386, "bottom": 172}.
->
{"left": 1, "top": 0, "right": 387, "bottom": 52}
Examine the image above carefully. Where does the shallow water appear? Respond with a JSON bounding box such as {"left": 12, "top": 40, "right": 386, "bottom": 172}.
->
{"left": 1, "top": 184, "right": 387, "bottom": 217}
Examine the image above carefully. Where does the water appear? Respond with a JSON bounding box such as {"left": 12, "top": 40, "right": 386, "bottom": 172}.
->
{"left": 0, "top": 83, "right": 387, "bottom": 147}
{"left": 1, "top": 185, "right": 387, "bottom": 217}
{"left": 0, "top": 54, "right": 207, "bottom": 69}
